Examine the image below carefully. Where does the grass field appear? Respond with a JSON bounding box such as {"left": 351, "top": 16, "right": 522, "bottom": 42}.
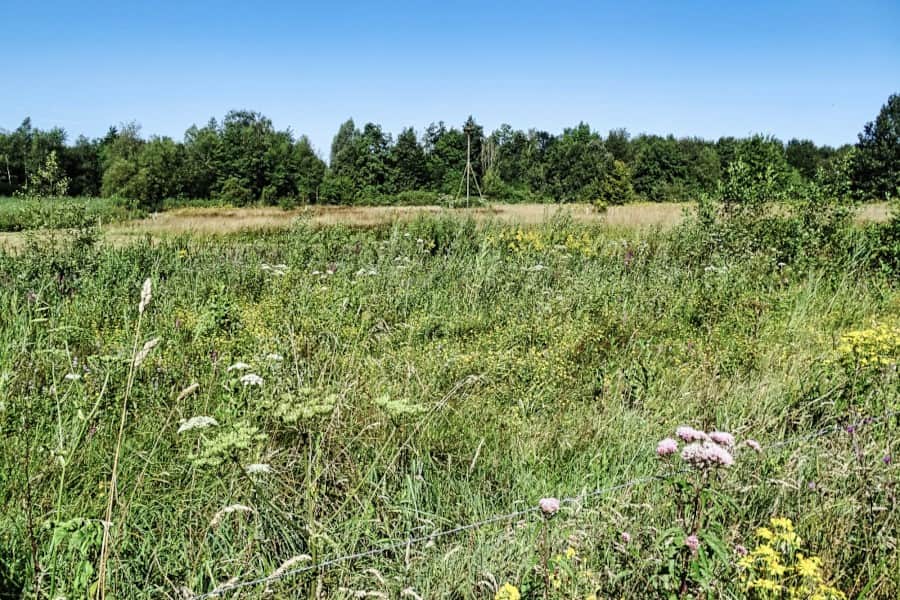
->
{"left": 0, "top": 201, "right": 892, "bottom": 251}
{"left": 1, "top": 205, "right": 898, "bottom": 599}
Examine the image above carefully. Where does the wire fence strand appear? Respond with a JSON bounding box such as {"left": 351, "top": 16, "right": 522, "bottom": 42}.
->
{"left": 190, "top": 408, "right": 898, "bottom": 599}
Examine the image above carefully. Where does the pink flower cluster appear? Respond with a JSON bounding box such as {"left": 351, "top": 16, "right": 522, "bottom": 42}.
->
{"left": 539, "top": 497, "right": 560, "bottom": 516}
{"left": 658, "top": 425, "right": 749, "bottom": 470}
{"left": 681, "top": 440, "right": 735, "bottom": 468}
{"left": 675, "top": 426, "right": 709, "bottom": 443}
{"left": 708, "top": 431, "right": 735, "bottom": 449}
{"left": 657, "top": 438, "right": 678, "bottom": 456}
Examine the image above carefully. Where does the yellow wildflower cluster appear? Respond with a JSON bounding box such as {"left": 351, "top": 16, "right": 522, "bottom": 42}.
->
{"left": 837, "top": 322, "right": 900, "bottom": 369}
{"left": 739, "top": 517, "right": 845, "bottom": 600}
{"left": 494, "top": 583, "right": 520, "bottom": 600}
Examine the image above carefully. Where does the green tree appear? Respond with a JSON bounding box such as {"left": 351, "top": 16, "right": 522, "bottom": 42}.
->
{"left": 785, "top": 138, "right": 821, "bottom": 180}
{"left": 597, "top": 159, "right": 634, "bottom": 205}
{"left": 853, "top": 93, "right": 900, "bottom": 200}
{"left": 389, "top": 127, "right": 427, "bottom": 192}
{"left": 544, "top": 123, "right": 610, "bottom": 202}
{"left": 103, "top": 136, "right": 182, "bottom": 209}
{"left": 19, "top": 150, "right": 69, "bottom": 197}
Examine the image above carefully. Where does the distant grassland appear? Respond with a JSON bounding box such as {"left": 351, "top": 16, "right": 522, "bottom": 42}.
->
{"left": 0, "top": 199, "right": 892, "bottom": 247}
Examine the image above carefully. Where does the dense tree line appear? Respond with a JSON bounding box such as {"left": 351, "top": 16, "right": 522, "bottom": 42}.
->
{"left": 1, "top": 94, "right": 897, "bottom": 209}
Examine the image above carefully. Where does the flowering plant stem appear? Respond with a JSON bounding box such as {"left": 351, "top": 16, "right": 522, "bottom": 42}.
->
{"left": 95, "top": 309, "right": 144, "bottom": 599}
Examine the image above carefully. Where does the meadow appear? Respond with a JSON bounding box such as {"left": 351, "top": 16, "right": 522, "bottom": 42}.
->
{"left": 1, "top": 199, "right": 898, "bottom": 599}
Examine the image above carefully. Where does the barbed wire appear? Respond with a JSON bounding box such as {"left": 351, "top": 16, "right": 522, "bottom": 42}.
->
{"left": 190, "top": 407, "right": 898, "bottom": 598}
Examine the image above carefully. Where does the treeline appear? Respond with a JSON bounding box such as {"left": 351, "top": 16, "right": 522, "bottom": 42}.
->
{"left": 1, "top": 94, "right": 897, "bottom": 208}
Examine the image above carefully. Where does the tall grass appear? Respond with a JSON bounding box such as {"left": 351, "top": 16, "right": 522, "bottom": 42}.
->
{"left": 0, "top": 214, "right": 897, "bottom": 598}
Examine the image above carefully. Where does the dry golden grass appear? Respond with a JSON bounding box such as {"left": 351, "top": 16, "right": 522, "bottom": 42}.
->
{"left": 0, "top": 202, "right": 892, "bottom": 250}
{"left": 108, "top": 202, "right": 691, "bottom": 234}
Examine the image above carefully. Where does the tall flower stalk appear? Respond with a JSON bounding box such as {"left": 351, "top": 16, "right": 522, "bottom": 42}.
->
{"left": 96, "top": 278, "right": 154, "bottom": 599}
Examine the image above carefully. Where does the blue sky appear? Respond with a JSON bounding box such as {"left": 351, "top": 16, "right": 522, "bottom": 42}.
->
{"left": 2, "top": 1, "right": 898, "bottom": 155}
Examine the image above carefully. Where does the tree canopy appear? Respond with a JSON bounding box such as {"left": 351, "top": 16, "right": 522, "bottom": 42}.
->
{"left": 2, "top": 93, "right": 897, "bottom": 208}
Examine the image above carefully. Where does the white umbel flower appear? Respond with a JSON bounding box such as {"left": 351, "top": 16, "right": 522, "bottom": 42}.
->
{"left": 227, "top": 362, "right": 251, "bottom": 372}
{"left": 139, "top": 278, "right": 152, "bottom": 314}
{"left": 265, "top": 353, "right": 284, "bottom": 362}
{"left": 240, "top": 373, "right": 263, "bottom": 387}
{"left": 177, "top": 415, "right": 219, "bottom": 433}
{"left": 245, "top": 463, "right": 271, "bottom": 475}
{"left": 64, "top": 373, "right": 81, "bottom": 381}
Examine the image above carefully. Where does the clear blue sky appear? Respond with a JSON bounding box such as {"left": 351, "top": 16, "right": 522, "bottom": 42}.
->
{"left": 2, "top": 1, "right": 898, "bottom": 156}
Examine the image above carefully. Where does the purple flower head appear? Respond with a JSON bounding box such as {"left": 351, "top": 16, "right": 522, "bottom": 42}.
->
{"left": 539, "top": 497, "right": 560, "bottom": 516}
{"left": 657, "top": 438, "right": 678, "bottom": 457}
{"left": 745, "top": 439, "right": 762, "bottom": 453}
{"left": 676, "top": 426, "right": 709, "bottom": 443}
{"left": 845, "top": 425, "right": 856, "bottom": 434}
{"left": 884, "top": 455, "right": 892, "bottom": 465}
{"left": 709, "top": 431, "right": 735, "bottom": 449}
{"left": 735, "top": 544, "right": 748, "bottom": 557}
{"left": 681, "top": 441, "right": 734, "bottom": 469}
{"left": 685, "top": 535, "right": 700, "bottom": 554}
{"left": 621, "top": 531, "right": 632, "bottom": 544}
{"left": 808, "top": 482, "right": 816, "bottom": 490}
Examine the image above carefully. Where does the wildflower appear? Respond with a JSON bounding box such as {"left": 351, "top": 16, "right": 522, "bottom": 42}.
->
{"left": 240, "top": 373, "right": 263, "bottom": 387}
{"left": 177, "top": 416, "right": 218, "bottom": 433}
{"left": 685, "top": 535, "right": 700, "bottom": 554}
{"left": 133, "top": 337, "right": 160, "bottom": 367}
{"left": 745, "top": 439, "right": 762, "bottom": 453}
{"left": 657, "top": 437, "right": 678, "bottom": 456}
{"left": 681, "top": 441, "right": 734, "bottom": 469}
{"left": 209, "top": 504, "right": 254, "bottom": 528}
{"left": 64, "top": 373, "right": 81, "bottom": 381}
{"left": 770, "top": 517, "right": 794, "bottom": 532}
{"left": 676, "top": 426, "right": 709, "bottom": 443}
{"left": 176, "top": 382, "right": 199, "bottom": 401}
{"left": 265, "top": 353, "right": 284, "bottom": 362}
{"left": 883, "top": 455, "right": 892, "bottom": 465}
{"left": 621, "top": 531, "right": 632, "bottom": 544}
{"left": 495, "top": 583, "right": 520, "bottom": 600}
{"left": 735, "top": 544, "right": 748, "bottom": 556}
{"left": 795, "top": 554, "right": 822, "bottom": 578}
{"left": 227, "top": 362, "right": 251, "bottom": 372}
{"left": 709, "top": 431, "right": 735, "bottom": 449}
{"left": 539, "top": 497, "right": 560, "bottom": 516}
{"left": 139, "top": 278, "right": 152, "bottom": 314}
{"left": 564, "top": 546, "right": 576, "bottom": 559}
{"left": 245, "top": 463, "right": 271, "bottom": 475}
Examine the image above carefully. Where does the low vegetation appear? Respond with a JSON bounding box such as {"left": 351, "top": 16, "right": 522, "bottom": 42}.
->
{"left": 1, "top": 189, "right": 898, "bottom": 598}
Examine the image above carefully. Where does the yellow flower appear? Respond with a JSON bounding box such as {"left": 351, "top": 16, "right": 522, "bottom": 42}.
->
{"left": 495, "top": 583, "right": 520, "bottom": 600}
{"left": 770, "top": 517, "right": 794, "bottom": 532}
{"left": 756, "top": 527, "right": 774, "bottom": 540}
{"left": 796, "top": 556, "right": 823, "bottom": 579}
{"left": 565, "top": 546, "right": 577, "bottom": 559}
